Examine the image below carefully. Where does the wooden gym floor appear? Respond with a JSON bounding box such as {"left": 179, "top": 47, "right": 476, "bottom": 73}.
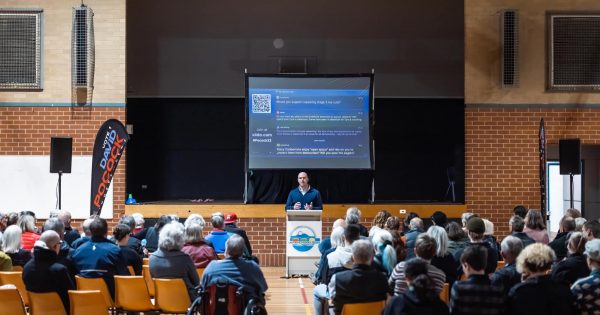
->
{"left": 263, "top": 267, "right": 316, "bottom": 315}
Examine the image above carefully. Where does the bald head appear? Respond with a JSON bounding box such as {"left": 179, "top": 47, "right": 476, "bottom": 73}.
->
{"left": 58, "top": 210, "right": 72, "bottom": 225}
{"left": 82, "top": 218, "right": 94, "bottom": 236}
{"left": 39, "top": 230, "right": 61, "bottom": 254}
{"left": 297, "top": 172, "right": 309, "bottom": 189}
{"left": 333, "top": 218, "right": 347, "bottom": 229}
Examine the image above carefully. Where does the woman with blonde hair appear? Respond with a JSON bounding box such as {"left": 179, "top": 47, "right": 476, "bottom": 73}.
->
{"left": 18, "top": 214, "right": 39, "bottom": 251}
{"left": 369, "top": 210, "right": 391, "bottom": 237}
{"left": 2, "top": 225, "right": 31, "bottom": 267}
{"left": 523, "top": 209, "right": 549, "bottom": 244}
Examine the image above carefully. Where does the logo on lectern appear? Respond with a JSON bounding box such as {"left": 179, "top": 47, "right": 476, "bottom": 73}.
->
{"left": 289, "top": 226, "right": 321, "bottom": 252}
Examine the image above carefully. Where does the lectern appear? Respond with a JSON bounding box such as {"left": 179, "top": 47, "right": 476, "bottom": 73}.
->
{"left": 285, "top": 210, "right": 322, "bottom": 277}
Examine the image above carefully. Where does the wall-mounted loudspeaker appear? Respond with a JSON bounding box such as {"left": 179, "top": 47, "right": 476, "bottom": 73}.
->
{"left": 50, "top": 137, "right": 73, "bottom": 174}
{"left": 500, "top": 9, "right": 519, "bottom": 88}
{"left": 559, "top": 138, "right": 581, "bottom": 175}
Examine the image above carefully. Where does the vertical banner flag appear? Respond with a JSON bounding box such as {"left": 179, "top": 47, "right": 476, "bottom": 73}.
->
{"left": 539, "top": 118, "right": 547, "bottom": 219}
{"left": 90, "top": 119, "right": 129, "bottom": 216}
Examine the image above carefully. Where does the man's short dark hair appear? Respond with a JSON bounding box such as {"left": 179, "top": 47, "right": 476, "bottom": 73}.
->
{"left": 414, "top": 234, "right": 437, "bottom": 260}
{"left": 344, "top": 224, "right": 361, "bottom": 244}
{"left": 90, "top": 218, "right": 108, "bottom": 238}
{"left": 119, "top": 215, "right": 136, "bottom": 231}
{"left": 513, "top": 205, "right": 528, "bottom": 219}
{"left": 509, "top": 215, "right": 525, "bottom": 233}
{"left": 584, "top": 220, "right": 600, "bottom": 238}
{"left": 460, "top": 245, "right": 488, "bottom": 272}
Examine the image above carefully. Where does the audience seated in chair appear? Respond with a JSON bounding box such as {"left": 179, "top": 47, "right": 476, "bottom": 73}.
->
{"left": 427, "top": 226, "right": 459, "bottom": 286}
{"left": 22, "top": 230, "right": 75, "bottom": 313}
{"left": 369, "top": 210, "right": 392, "bottom": 237}
{"left": 313, "top": 224, "right": 361, "bottom": 315}
{"left": 70, "top": 217, "right": 94, "bottom": 249}
{"left": 383, "top": 258, "right": 449, "bottom": 315}
{"left": 150, "top": 221, "right": 200, "bottom": 302}
{"left": 319, "top": 219, "right": 346, "bottom": 255}
{"left": 372, "top": 229, "right": 397, "bottom": 277}
{"left": 508, "top": 215, "right": 535, "bottom": 249}
{"left": 0, "top": 231, "right": 12, "bottom": 271}
{"left": 523, "top": 209, "right": 549, "bottom": 244}
{"left": 200, "top": 234, "right": 268, "bottom": 305}
{"left": 42, "top": 218, "right": 77, "bottom": 280}
{"left": 551, "top": 231, "right": 589, "bottom": 286}
{"left": 572, "top": 238, "right": 600, "bottom": 314}
{"left": 345, "top": 207, "right": 368, "bottom": 238}
{"left": 548, "top": 215, "right": 575, "bottom": 261}
{"left": 117, "top": 215, "right": 144, "bottom": 258}
{"left": 446, "top": 222, "right": 468, "bottom": 258}
{"left": 72, "top": 217, "right": 129, "bottom": 298}
{"left": 453, "top": 217, "right": 499, "bottom": 276}
{"left": 58, "top": 210, "right": 79, "bottom": 247}
{"left": 330, "top": 240, "right": 388, "bottom": 315}
{"left": 112, "top": 224, "right": 142, "bottom": 275}
{"left": 206, "top": 213, "right": 232, "bottom": 254}
{"left": 404, "top": 217, "right": 424, "bottom": 260}
{"left": 450, "top": 245, "right": 505, "bottom": 315}
{"left": 384, "top": 216, "right": 406, "bottom": 263}
{"left": 18, "top": 214, "right": 39, "bottom": 251}
{"left": 182, "top": 223, "right": 218, "bottom": 268}
{"left": 583, "top": 220, "right": 600, "bottom": 241}
{"left": 508, "top": 243, "right": 575, "bottom": 315}
{"left": 135, "top": 214, "right": 177, "bottom": 253}
{"left": 2, "top": 225, "right": 31, "bottom": 267}
{"left": 491, "top": 235, "right": 523, "bottom": 296}
{"left": 224, "top": 212, "right": 254, "bottom": 257}
{"left": 314, "top": 226, "right": 345, "bottom": 285}
{"left": 389, "top": 234, "right": 446, "bottom": 296}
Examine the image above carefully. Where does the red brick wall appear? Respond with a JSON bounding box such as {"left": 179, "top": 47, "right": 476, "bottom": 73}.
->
{"left": 0, "top": 106, "right": 127, "bottom": 226}
{"left": 466, "top": 107, "right": 600, "bottom": 237}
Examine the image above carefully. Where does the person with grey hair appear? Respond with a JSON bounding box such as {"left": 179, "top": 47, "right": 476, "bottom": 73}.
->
{"left": 182, "top": 223, "right": 217, "bottom": 268}
{"left": 509, "top": 215, "right": 535, "bottom": 248}
{"left": 405, "top": 217, "right": 424, "bottom": 260}
{"left": 572, "top": 238, "right": 600, "bottom": 313}
{"left": 491, "top": 235, "right": 523, "bottom": 295}
{"left": 150, "top": 221, "right": 199, "bottom": 302}
{"left": 43, "top": 218, "right": 77, "bottom": 279}
{"left": 575, "top": 217, "right": 587, "bottom": 232}
{"left": 2, "top": 225, "right": 31, "bottom": 267}
{"left": 461, "top": 212, "right": 476, "bottom": 233}
{"left": 184, "top": 213, "right": 206, "bottom": 229}
{"left": 549, "top": 215, "right": 576, "bottom": 261}
{"left": 345, "top": 207, "right": 368, "bottom": 237}
{"left": 428, "top": 225, "right": 459, "bottom": 285}
{"left": 18, "top": 214, "right": 39, "bottom": 251}
{"left": 328, "top": 240, "right": 388, "bottom": 315}
{"left": 551, "top": 231, "right": 590, "bottom": 286}
{"left": 319, "top": 218, "right": 347, "bottom": 255}
{"left": 205, "top": 213, "right": 231, "bottom": 253}
{"left": 23, "top": 230, "right": 74, "bottom": 313}
{"left": 57, "top": 210, "right": 79, "bottom": 246}
{"left": 0, "top": 231, "right": 12, "bottom": 271}
{"left": 118, "top": 215, "right": 144, "bottom": 258}
{"left": 131, "top": 212, "right": 145, "bottom": 234}
{"left": 314, "top": 226, "right": 346, "bottom": 286}
{"left": 71, "top": 217, "right": 94, "bottom": 249}
{"left": 201, "top": 234, "right": 268, "bottom": 305}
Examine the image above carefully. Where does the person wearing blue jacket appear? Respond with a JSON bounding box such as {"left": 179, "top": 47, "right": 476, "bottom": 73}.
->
{"left": 285, "top": 172, "right": 323, "bottom": 210}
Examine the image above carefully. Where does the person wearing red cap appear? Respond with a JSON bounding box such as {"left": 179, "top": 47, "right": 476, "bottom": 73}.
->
{"left": 224, "top": 212, "right": 253, "bottom": 257}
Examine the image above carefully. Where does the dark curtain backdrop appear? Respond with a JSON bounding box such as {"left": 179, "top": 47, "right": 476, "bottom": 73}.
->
{"left": 126, "top": 98, "right": 464, "bottom": 203}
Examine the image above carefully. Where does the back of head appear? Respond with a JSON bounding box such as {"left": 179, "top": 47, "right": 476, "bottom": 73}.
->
{"left": 446, "top": 221, "right": 466, "bottom": 241}
{"left": 513, "top": 205, "right": 528, "bottom": 219}
{"left": 427, "top": 226, "right": 448, "bottom": 257}
{"left": 43, "top": 217, "right": 65, "bottom": 237}
{"left": 373, "top": 210, "right": 391, "bottom": 229}
{"left": 483, "top": 219, "right": 494, "bottom": 236}
{"left": 211, "top": 213, "right": 224, "bottom": 229}
{"left": 385, "top": 216, "right": 401, "bottom": 231}
{"left": 461, "top": 212, "right": 475, "bottom": 227}
{"left": 158, "top": 221, "right": 185, "bottom": 251}
{"left": 584, "top": 220, "right": 600, "bottom": 239}
{"left": 568, "top": 231, "right": 586, "bottom": 255}
{"left": 38, "top": 230, "right": 61, "bottom": 251}
{"left": 2, "top": 225, "right": 22, "bottom": 253}
{"left": 525, "top": 209, "right": 546, "bottom": 230}
{"left": 6, "top": 212, "right": 19, "bottom": 227}
{"left": 184, "top": 223, "right": 204, "bottom": 244}
{"left": 415, "top": 234, "right": 437, "bottom": 260}
{"left": 431, "top": 211, "right": 448, "bottom": 227}
{"left": 584, "top": 239, "right": 600, "bottom": 265}
{"left": 155, "top": 214, "right": 175, "bottom": 231}
{"left": 575, "top": 217, "right": 587, "bottom": 232}
{"left": 351, "top": 240, "right": 374, "bottom": 265}
{"left": 372, "top": 229, "right": 397, "bottom": 274}
{"left": 113, "top": 224, "right": 131, "bottom": 242}
{"left": 185, "top": 214, "right": 206, "bottom": 229}
{"left": 509, "top": 215, "right": 525, "bottom": 233}
{"left": 460, "top": 245, "right": 488, "bottom": 272}
{"left": 404, "top": 212, "right": 420, "bottom": 229}
{"left": 82, "top": 217, "right": 95, "bottom": 236}
{"left": 566, "top": 208, "right": 582, "bottom": 219}
{"left": 226, "top": 234, "right": 245, "bottom": 259}
{"left": 559, "top": 216, "right": 576, "bottom": 233}
{"left": 119, "top": 215, "right": 136, "bottom": 231}
{"left": 17, "top": 214, "right": 36, "bottom": 233}
{"left": 344, "top": 224, "right": 361, "bottom": 244}
{"left": 330, "top": 226, "right": 345, "bottom": 248}
{"left": 404, "top": 258, "right": 435, "bottom": 302}
{"left": 57, "top": 210, "right": 71, "bottom": 225}
{"left": 89, "top": 217, "right": 108, "bottom": 238}
{"left": 332, "top": 218, "right": 347, "bottom": 230}
{"left": 466, "top": 217, "right": 486, "bottom": 240}
{"left": 345, "top": 207, "right": 361, "bottom": 225}
{"left": 516, "top": 243, "right": 555, "bottom": 275}
{"left": 500, "top": 235, "right": 523, "bottom": 261}
{"left": 409, "top": 217, "right": 424, "bottom": 231}
{"left": 131, "top": 212, "right": 145, "bottom": 228}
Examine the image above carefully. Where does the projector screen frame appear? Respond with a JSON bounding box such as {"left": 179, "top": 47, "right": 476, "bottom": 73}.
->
{"left": 244, "top": 73, "right": 375, "bottom": 172}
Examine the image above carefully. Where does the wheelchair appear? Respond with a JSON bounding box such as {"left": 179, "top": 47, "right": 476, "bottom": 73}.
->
{"left": 186, "top": 283, "right": 267, "bottom": 315}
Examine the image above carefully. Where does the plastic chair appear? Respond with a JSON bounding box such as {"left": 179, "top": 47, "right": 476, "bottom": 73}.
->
{"left": 496, "top": 260, "right": 505, "bottom": 271}
{"left": 142, "top": 265, "right": 155, "bottom": 297}
{"left": 74, "top": 275, "right": 114, "bottom": 309}
{"left": 28, "top": 291, "right": 66, "bottom": 315}
{"left": 127, "top": 265, "right": 135, "bottom": 275}
{"left": 0, "top": 287, "right": 27, "bottom": 315}
{"left": 0, "top": 271, "right": 29, "bottom": 306}
{"left": 154, "top": 278, "right": 191, "bottom": 313}
{"left": 340, "top": 300, "right": 385, "bottom": 315}
{"left": 439, "top": 283, "right": 450, "bottom": 304}
{"left": 114, "top": 276, "right": 155, "bottom": 312}
{"left": 197, "top": 268, "right": 205, "bottom": 279}
{"left": 11, "top": 265, "right": 23, "bottom": 271}
{"left": 68, "top": 290, "right": 108, "bottom": 315}
{"left": 217, "top": 253, "right": 225, "bottom": 260}
{"left": 143, "top": 257, "right": 149, "bottom": 265}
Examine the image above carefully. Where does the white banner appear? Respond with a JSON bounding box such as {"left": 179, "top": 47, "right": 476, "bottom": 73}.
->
{"left": 286, "top": 219, "right": 322, "bottom": 257}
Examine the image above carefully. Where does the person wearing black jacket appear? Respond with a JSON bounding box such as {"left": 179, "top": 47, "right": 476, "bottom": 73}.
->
{"left": 453, "top": 217, "right": 498, "bottom": 276}
{"left": 23, "top": 230, "right": 75, "bottom": 314}
{"left": 551, "top": 231, "right": 589, "bottom": 286}
{"left": 58, "top": 210, "right": 80, "bottom": 247}
{"left": 549, "top": 216, "right": 576, "bottom": 261}
{"left": 224, "top": 212, "right": 253, "bottom": 256}
{"left": 491, "top": 235, "right": 523, "bottom": 296}
{"left": 43, "top": 218, "right": 77, "bottom": 281}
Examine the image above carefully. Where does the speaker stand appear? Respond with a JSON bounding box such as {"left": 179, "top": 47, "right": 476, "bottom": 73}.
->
{"left": 58, "top": 171, "right": 63, "bottom": 210}
{"left": 569, "top": 173, "right": 574, "bottom": 209}
{"left": 445, "top": 180, "right": 456, "bottom": 203}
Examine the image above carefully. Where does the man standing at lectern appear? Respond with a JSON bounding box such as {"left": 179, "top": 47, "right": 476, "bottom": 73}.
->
{"left": 286, "top": 172, "right": 323, "bottom": 210}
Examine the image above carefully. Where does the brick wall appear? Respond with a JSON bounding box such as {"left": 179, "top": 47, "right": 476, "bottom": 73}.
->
{"left": 465, "top": 107, "right": 600, "bottom": 237}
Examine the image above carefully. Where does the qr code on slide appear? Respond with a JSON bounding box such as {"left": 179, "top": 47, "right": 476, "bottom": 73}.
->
{"left": 251, "top": 94, "right": 271, "bottom": 113}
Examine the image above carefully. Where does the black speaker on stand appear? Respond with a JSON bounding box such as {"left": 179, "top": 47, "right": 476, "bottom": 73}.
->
{"left": 50, "top": 137, "right": 73, "bottom": 210}
{"left": 559, "top": 139, "right": 581, "bottom": 209}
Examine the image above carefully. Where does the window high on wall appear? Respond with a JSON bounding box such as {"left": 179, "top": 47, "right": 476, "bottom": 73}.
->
{"left": 0, "top": 9, "right": 43, "bottom": 90}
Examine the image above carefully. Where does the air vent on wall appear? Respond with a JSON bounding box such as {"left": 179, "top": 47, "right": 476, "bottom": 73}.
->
{"left": 71, "top": 5, "right": 95, "bottom": 105}
{"left": 500, "top": 9, "right": 519, "bottom": 88}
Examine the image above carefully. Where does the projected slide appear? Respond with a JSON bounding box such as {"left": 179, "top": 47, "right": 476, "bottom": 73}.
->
{"left": 247, "top": 76, "right": 373, "bottom": 169}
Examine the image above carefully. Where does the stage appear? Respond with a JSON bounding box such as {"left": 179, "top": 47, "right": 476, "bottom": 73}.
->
{"left": 124, "top": 201, "right": 467, "bottom": 219}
